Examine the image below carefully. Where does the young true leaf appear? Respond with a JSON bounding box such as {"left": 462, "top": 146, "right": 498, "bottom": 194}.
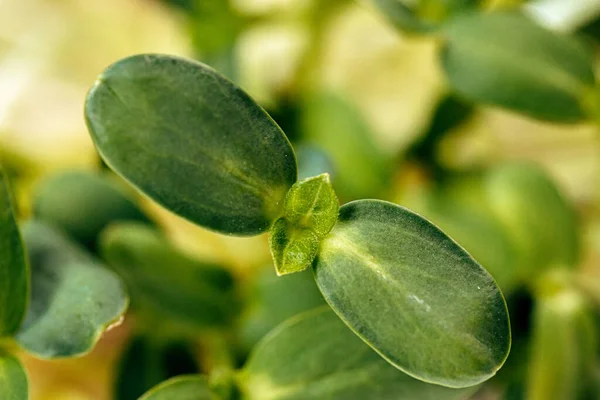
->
{"left": 269, "top": 174, "right": 339, "bottom": 275}
{"left": 99, "top": 223, "right": 238, "bottom": 329}
{"left": 485, "top": 163, "right": 579, "bottom": 282}
{"left": 369, "top": 0, "right": 479, "bottom": 33}
{"left": 441, "top": 12, "right": 596, "bottom": 122}
{"left": 269, "top": 219, "right": 319, "bottom": 276}
{"left": 240, "top": 307, "right": 477, "bottom": 400}
{"left": 16, "top": 221, "right": 128, "bottom": 358}
{"left": 85, "top": 54, "right": 297, "bottom": 236}
{"left": 140, "top": 375, "right": 217, "bottom": 400}
{"left": 282, "top": 174, "right": 339, "bottom": 238}
{"left": 0, "top": 352, "right": 28, "bottom": 400}
{"left": 33, "top": 170, "right": 152, "bottom": 248}
{"left": 527, "top": 289, "right": 597, "bottom": 400}
{"left": 313, "top": 200, "right": 510, "bottom": 388}
{"left": 0, "top": 168, "right": 28, "bottom": 337}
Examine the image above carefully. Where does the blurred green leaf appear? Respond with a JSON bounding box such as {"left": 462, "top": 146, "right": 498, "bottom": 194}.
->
{"left": 441, "top": 12, "right": 595, "bottom": 122}
{"left": 239, "top": 266, "right": 325, "bottom": 351}
{"left": 313, "top": 199, "right": 510, "bottom": 387}
{"left": 33, "top": 170, "right": 151, "bottom": 249}
{"left": 85, "top": 54, "right": 297, "bottom": 236}
{"left": 139, "top": 375, "right": 217, "bottom": 400}
{"left": 484, "top": 163, "right": 579, "bottom": 281}
{"left": 527, "top": 289, "right": 597, "bottom": 400}
{"left": 407, "top": 94, "right": 474, "bottom": 178}
{"left": 0, "top": 352, "right": 28, "bottom": 400}
{"left": 16, "top": 221, "right": 128, "bottom": 359}
{"left": 0, "top": 168, "right": 28, "bottom": 337}
{"left": 100, "top": 223, "right": 238, "bottom": 330}
{"left": 370, "top": 0, "right": 480, "bottom": 33}
{"left": 241, "top": 307, "right": 477, "bottom": 400}
{"left": 270, "top": 174, "right": 339, "bottom": 275}
{"left": 190, "top": 1, "right": 243, "bottom": 76}
{"left": 301, "top": 92, "right": 392, "bottom": 201}
{"left": 116, "top": 336, "right": 198, "bottom": 400}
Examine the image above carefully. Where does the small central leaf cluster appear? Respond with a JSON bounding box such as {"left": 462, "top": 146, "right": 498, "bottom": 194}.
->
{"left": 269, "top": 174, "right": 339, "bottom": 276}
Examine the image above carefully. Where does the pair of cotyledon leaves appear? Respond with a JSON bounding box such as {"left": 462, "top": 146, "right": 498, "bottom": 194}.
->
{"left": 84, "top": 53, "right": 510, "bottom": 388}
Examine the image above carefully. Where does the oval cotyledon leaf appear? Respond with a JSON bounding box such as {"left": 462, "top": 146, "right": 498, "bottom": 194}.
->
{"left": 85, "top": 54, "right": 297, "bottom": 236}
{"left": 313, "top": 199, "right": 510, "bottom": 388}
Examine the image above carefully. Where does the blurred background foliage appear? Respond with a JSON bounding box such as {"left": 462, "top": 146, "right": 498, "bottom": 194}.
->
{"left": 3, "top": 0, "right": 600, "bottom": 399}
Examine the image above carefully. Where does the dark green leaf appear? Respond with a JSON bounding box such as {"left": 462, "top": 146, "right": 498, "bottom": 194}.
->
{"left": 16, "top": 221, "right": 128, "bottom": 358}
{"left": 116, "top": 336, "right": 199, "bottom": 400}
{"left": 33, "top": 170, "right": 151, "bottom": 248}
{"left": 99, "top": 223, "right": 237, "bottom": 330}
{"left": 484, "top": 163, "right": 579, "bottom": 281}
{"left": 85, "top": 54, "right": 297, "bottom": 236}
{"left": 139, "top": 375, "right": 217, "bottom": 400}
{"left": 0, "top": 352, "right": 28, "bottom": 400}
{"left": 527, "top": 289, "right": 597, "bottom": 400}
{"left": 370, "top": 0, "right": 479, "bottom": 33}
{"left": 313, "top": 199, "right": 510, "bottom": 387}
{"left": 0, "top": 167, "right": 28, "bottom": 336}
{"left": 241, "top": 307, "right": 477, "bottom": 400}
{"left": 441, "top": 12, "right": 595, "bottom": 122}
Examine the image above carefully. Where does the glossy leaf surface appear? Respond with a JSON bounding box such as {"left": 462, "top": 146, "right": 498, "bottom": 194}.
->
{"left": 0, "top": 168, "right": 28, "bottom": 336}
{"left": 241, "top": 307, "right": 476, "bottom": 400}
{"left": 16, "top": 221, "right": 128, "bottom": 358}
{"left": 140, "top": 375, "right": 217, "bottom": 400}
{"left": 313, "top": 200, "right": 510, "bottom": 387}
{"left": 85, "top": 54, "right": 297, "bottom": 235}
{"left": 0, "top": 352, "right": 28, "bottom": 400}
{"left": 33, "top": 170, "right": 151, "bottom": 248}
{"left": 100, "top": 223, "right": 237, "bottom": 329}
{"left": 441, "top": 12, "right": 595, "bottom": 122}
